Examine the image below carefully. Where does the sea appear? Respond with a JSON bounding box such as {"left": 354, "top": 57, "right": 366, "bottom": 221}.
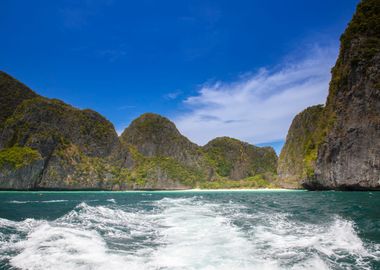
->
{"left": 0, "top": 190, "right": 379, "bottom": 270}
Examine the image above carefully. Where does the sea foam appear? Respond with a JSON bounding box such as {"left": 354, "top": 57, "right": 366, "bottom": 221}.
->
{"left": 0, "top": 196, "right": 378, "bottom": 270}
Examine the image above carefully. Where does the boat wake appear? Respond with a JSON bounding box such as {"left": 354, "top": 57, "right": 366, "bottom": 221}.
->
{"left": 0, "top": 197, "right": 378, "bottom": 269}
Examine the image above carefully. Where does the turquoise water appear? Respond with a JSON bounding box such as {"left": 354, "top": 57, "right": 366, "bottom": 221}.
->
{"left": 0, "top": 190, "right": 379, "bottom": 269}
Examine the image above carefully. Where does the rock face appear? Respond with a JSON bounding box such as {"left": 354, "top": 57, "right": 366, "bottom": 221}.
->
{"left": 310, "top": 0, "right": 380, "bottom": 190}
{"left": 0, "top": 71, "right": 38, "bottom": 128}
{"left": 277, "top": 105, "right": 324, "bottom": 187}
{"left": 280, "top": 0, "right": 380, "bottom": 190}
{"left": 204, "top": 137, "right": 277, "bottom": 180}
{"left": 118, "top": 113, "right": 210, "bottom": 189}
{"left": 0, "top": 73, "right": 278, "bottom": 190}
{"left": 0, "top": 75, "right": 121, "bottom": 189}
{"left": 120, "top": 113, "right": 204, "bottom": 169}
{"left": 0, "top": 146, "right": 43, "bottom": 189}
{"left": 1, "top": 98, "right": 119, "bottom": 157}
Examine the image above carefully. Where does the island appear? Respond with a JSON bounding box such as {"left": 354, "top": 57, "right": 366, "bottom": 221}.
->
{"left": 0, "top": 0, "right": 379, "bottom": 191}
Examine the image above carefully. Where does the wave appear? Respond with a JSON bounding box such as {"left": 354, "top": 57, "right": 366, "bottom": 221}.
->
{"left": 7, "top": 200, "right": 69, "bottom": 204}
{"left": 0, "top": 197, "right": 378, "bottom": 270}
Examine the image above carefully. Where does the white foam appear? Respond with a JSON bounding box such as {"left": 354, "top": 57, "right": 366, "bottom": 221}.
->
{"left": 247, "top": 213, "right": 371, "bottom": 265}
{"left": 0, "top": 197, "right": 378, "bottom": 270}
{"left": 7, "top": 200, "right": 68, "bottom": 204}
{"left": 41, "top": 200, "right": 69, "bottom": 203}
{"left": 147, "top": 197, "right": 270, "bottom": 269}
{"left": 7, "top": 200, "right": 31, "bottom": 204}
{"left": 10, "top": 224, "right": 133, "bottom": 270}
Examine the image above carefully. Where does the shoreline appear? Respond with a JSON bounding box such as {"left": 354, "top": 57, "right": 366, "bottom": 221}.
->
{"left": 0, "top": 188, "right": 302, "bottom": 193}
{"left": 0, "top": 188, "right": 376, "bottom": 193}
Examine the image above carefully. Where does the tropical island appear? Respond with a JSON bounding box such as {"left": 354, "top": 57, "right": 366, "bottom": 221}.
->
{"left": 0, "top": 0, "right": 379, "bottom": 191}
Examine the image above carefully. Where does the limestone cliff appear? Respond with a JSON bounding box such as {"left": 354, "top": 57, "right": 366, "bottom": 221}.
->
{"left": 204, "top": 137, "right": 277, "bottom": 181}
{"left": 0, "top": 71, "right": 38, "bottom": 128}
{"left": 0, "top": 75, "right": 121, "bottom": 189}
{"left": 307, "top": 0, "right": 380, "bottom": 190}
{"left": 0, "top": 74, "right": 278, "bottom": 189}
{"left": 120, "top": 113, "right": 205, "bottom": 169}
{"left": 277, "top": 105, "right": 324, "bottom": 187}
{"left": 118, "top": 113, "right": 210, "bottom": 189}
{"left": 280, "top": 0, "right": 380, "bottom": 190}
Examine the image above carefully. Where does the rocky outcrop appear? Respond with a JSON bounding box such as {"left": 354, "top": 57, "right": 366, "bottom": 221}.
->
{"left": 0, "top": 98, "right": 119, "bottom": 157}
{"left": 0, "top": 74, "right": 278, "bottom": 189}
{"left": 0, "top": 76, "right": 121, "bottom": 189}
{"left": 117, "top": 116, "right": 279, "bottom": 188}
{"left": 120, "top": 113, "right": 205, "bottom": 169}
{"left": 280, "top": 0, "right": 380, "bottom": 190}
{"left": 308, "top": 0, "right": 380, "bottom": 190}
{"left": 0, "top": 146, "right": 43, "bottom": 189}
{"left": 204, "top": 137, "right": 277, "bottom": 180}
{"left": 0, "top": 71, "right": 38, "bottom": 128}
{"left": 277, "top": 105, "right": 324, "bottom": 187}
{"left": 118, "top": 113, "right": 211, "bottom": 188}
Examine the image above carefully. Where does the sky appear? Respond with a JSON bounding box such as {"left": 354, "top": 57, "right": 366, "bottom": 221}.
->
{"left": 0, "top": 0, "right": 360, "bottom": 154}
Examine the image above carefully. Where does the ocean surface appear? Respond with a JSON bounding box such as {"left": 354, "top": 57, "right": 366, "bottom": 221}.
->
{"left": 0, "top": 190, "right": 379, "bottom": 270}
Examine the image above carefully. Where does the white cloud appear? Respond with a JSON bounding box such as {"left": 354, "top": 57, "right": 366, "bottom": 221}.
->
{"left": 174, "top": 45, "right": 338, "bottom": 146}
{"left": 165, "top": 90, "right": 183, "bottom": 100}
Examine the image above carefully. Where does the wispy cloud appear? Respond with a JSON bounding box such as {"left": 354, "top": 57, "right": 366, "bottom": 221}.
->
{"left": 174, "top": 44, "right": 338, "bottom": 146}
{"left": 165, "top": 90, "right": 183, "bottom": 100}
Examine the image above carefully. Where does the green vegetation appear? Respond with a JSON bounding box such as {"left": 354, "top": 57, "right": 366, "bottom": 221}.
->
{"left": 302, "top": 108, "right": 337, "bottom": 179}
{"left": 0, "top": 71, "right": 38, "bottom": 128}
{"left": 120, "top": 113, "right": 199, "bottom": 160}
{"left": 49, "top": 142, "right": 203, "bottom": 189}
{"left": 3, "top": 96, "right": 116, "bottom": 157}
{"left": 340, "top": 0, "right": 380, "bottom": 62}
{"left": 131, "top": 156, "right": 200, "bottom": 187}
{"left": 0, "top": 146, "right": 42, "bottom": 169}
{"left": 199, "top": 174, "right": 276, "bottom": 189}
{"left": 279, "top": 0, "right": 380, "bottom": 185}
{"left": 125, "top": 113, "right": 177, "bottom": 133}
{"left": 278, "top": 105, "right": 325, "bottom": 182}
{"left": 124, "top": 144, "right": 202, "bottom": 187}
{"left": 121, "top": 113, "right": 180, "bottom": 147}
{"left": 314, "top": 0, "right": 379, "bottom": 175}
{"left": 328, "top": 0, "right": 379, "bottom": 105}
{"left": 0, "top": 72, "right": 278, "bottom": 190}
{"left": 205, "top": 140, "right": 237, "bottom": 177}
{"left": 204, "top": 137, "right": 277, "bottom": 180}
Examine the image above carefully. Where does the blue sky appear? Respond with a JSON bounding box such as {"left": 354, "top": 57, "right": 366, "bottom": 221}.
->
{"left": 0, "top": 0, "right": 359, "bottom": 154}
